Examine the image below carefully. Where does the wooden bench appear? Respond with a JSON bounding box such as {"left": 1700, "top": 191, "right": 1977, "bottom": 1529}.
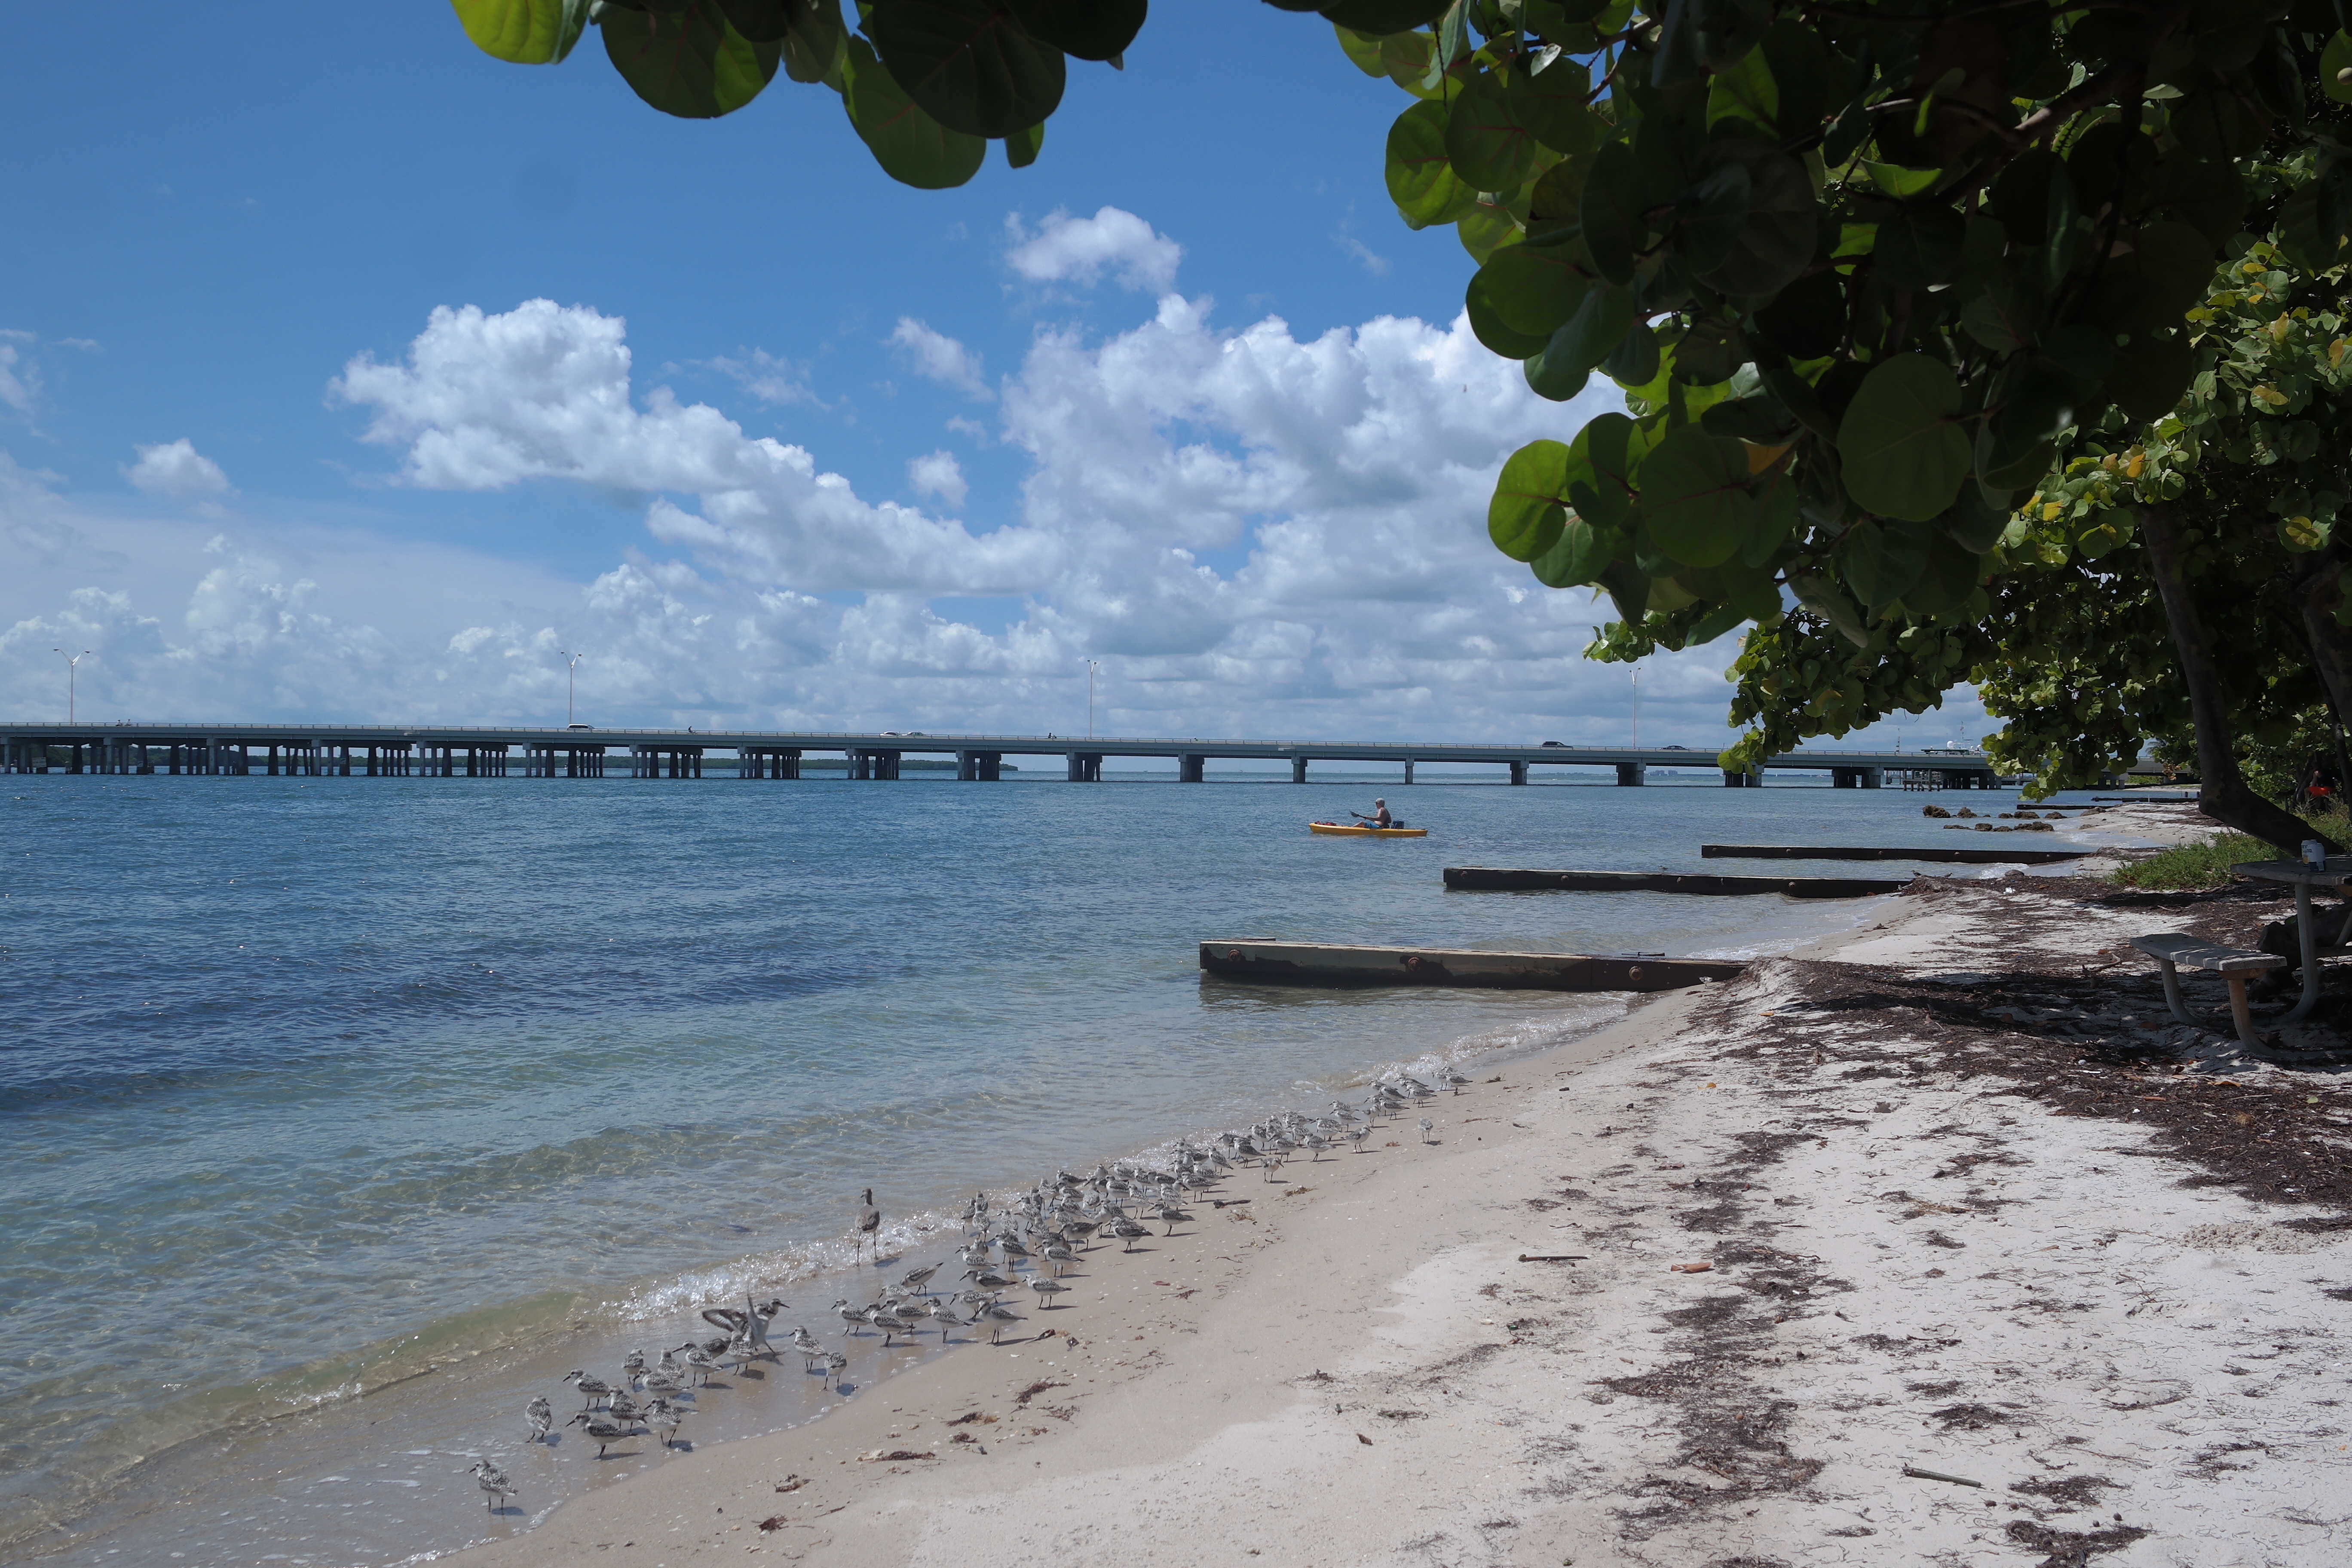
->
{"left": 2132, "top": 934, "right": 2287, "bottom": 1047}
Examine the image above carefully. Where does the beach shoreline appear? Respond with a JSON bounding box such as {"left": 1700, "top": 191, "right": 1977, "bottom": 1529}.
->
{"left": 445, "top": 799, "right": 2351, "bottom": 1568}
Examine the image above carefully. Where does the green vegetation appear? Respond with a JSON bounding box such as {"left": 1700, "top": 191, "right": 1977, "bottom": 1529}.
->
{"left": 2109, "top": 831, "right": 2277, "bottom": 891}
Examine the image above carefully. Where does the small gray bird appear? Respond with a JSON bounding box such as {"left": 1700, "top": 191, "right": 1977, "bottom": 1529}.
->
{"left": 525, "top": 1395, "right": 553, "bottom": 1442}
{"left": 1029, "top": 1277, "right": 1070, "bottom": 1307}
{"left": 1419, "top": 1117, "right": 1435, "bottom": 1143}
{"left": 855, "top": 1188, "right": 882, "bottom": 1265}
{"left": 468, "top": 1459, "right": 516, "bottom": 1512}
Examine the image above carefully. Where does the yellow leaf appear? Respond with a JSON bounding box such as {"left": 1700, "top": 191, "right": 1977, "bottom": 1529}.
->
{"left": 1742, "top": 441, "right": 1792, "bottom": 475}
{"left": 2124, "top": 451, "right": 2145, "bottom": 479}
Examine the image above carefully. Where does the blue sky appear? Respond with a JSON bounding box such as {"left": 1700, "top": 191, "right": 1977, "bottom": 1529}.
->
{"left": 0, "top": 3, "right": 1985, "bottom": 750}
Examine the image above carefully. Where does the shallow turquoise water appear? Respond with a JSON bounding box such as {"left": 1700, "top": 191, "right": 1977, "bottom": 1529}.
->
{"left": 0, "top": 769, "right": 2088, "bottom": 1563}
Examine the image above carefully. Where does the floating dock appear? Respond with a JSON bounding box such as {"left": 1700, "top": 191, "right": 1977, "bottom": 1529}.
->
{"left": 1443, "top": 867, "right": 1911, "bottom": 898}
{"left": 1700, "top": 843, "right": 2089, "bottom": 866}
{"left": 1198, "top": 940, "right": 1745, "bottom": 992}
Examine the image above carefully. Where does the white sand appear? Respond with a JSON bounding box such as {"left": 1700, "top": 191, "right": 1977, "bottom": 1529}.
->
{"left": 456, "top": 882, "right": 2347, "bottom": 1568}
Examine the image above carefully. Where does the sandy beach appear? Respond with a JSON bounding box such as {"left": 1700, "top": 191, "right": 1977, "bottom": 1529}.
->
{"left": 445, "top": 799, "right": 2349, "bottom": 1568}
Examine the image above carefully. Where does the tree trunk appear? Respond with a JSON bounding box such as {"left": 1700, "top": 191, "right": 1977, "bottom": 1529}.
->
{"left": 2139, "top": 503, "right": 2323, "bottom": 851}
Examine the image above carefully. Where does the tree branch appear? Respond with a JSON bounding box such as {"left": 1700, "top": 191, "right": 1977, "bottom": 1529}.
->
{"left": 2141, "top": 501, "right": 2327, "bottom": 851}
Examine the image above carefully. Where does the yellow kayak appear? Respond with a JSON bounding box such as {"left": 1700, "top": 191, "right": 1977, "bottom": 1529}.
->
{"left": 1310, "top": 821, "right": 1427, "bottom": 838}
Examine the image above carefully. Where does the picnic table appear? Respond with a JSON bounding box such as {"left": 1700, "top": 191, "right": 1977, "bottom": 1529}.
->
{"left": 2228, "top": 858, "right": 2352, "bottom": 1024}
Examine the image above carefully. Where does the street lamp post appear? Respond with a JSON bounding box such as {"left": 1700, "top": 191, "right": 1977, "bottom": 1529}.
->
{"left": 54, "top": 648, "right": 89, "bottom": 724}
{"left": 1085, "top": 658, "right": 1100, "bottom": 740}
{"left": 560, "top": 650, "right": 584, "bottom": 726}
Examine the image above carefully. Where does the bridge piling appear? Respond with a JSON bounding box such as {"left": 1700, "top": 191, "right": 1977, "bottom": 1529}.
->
{"left": 1615, "top": 762, "right": 1646, "bottom": 787}
{"left": 1291, "top": 757, "right": 1308, "bottom": 784}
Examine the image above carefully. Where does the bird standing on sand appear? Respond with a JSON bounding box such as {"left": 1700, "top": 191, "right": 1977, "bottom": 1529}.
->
{"left": 1029, "top": 1276, "right": 1069, "bottom": 1307}
{"left": 855, "top": 1188, "right": 882, "bottom": 1265}
{"left": 467, "top": 1459, "right": 516, "bottom": 1512}
{"left": 525, "top": 1395, "right": 553, "bottom": 1442}
{"left": 899, "top": 1263, "right": 940, "bottom": 1295}
{"left": 970, "top": 1299, "right": 1027, "bottom": 1344}
{"left": 1419, "top": 1116, "right": 1435, "bottom": 1144}
{"left": 824, "top": 1351, "right": 850, "bottom": 1383}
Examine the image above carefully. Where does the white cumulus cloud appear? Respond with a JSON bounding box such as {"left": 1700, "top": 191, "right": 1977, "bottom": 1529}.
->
{"left": 907, "top": 450, "right": 968, "bottom": 509}
{"left": 889, "top": 318, "right": 990, "bottom": 398}
{"left": 0, "top": 334, "right": 41, "bottom": 415}
{"left": 127, "top": 438, "right": 233, "bottom": 501}
{"left": 1004, "top": 207, "right": 1182, "bottom": 294}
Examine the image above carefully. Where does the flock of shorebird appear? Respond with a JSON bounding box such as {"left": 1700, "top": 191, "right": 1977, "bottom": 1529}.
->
{"left": 461, "top": 1069, "right": 1470, "bottom": 1513}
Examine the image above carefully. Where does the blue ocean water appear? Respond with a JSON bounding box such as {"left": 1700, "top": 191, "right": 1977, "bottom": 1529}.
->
{"left": 0, "top": 768, "right": 2099, "bottom": 1564}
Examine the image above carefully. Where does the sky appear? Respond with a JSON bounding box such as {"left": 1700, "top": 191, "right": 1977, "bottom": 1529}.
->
{"left": 0, "top": 3, "right": 1988, "bottom": 751}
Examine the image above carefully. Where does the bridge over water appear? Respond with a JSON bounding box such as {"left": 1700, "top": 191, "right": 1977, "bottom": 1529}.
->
{"left": 1, "top": 723, "right": 2000, "bottom": 789}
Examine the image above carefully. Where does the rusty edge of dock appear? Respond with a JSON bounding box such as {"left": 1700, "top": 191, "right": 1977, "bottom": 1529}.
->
{"left": 1197, "top": 940, "right": 1745, "bottom": 993}
{"left": 1443, "top": 867, "right": 1911, "bottom": 898}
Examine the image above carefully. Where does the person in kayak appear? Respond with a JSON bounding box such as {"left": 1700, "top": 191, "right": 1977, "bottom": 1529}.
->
{"left": 1351, "top": 798, "right": 1394, "bottom": 829}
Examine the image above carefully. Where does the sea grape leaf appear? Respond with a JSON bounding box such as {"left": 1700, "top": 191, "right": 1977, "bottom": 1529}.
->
{"left": 841, "top": 36, "right": 987, "bottom": 187}
{"left": 1466, "top": 272, "right": 1554, "bottom": 358}
{"left": 866, "top": 0, "right": 1066, "bottom": 138}
{"left": 1490, "top": 439, "right": 1573, "bottom": 560}
{"left": 603, "top": 3, "right": 780, "bottom": 118}
{"left": 1004, "top": 119, "right": 1045, "bottom": 168}
{"left": 1481, "top": 232, "right": 1592, "bottom": 337}
{"left": 1508, "top": 54, "right": 1598, "bottom": 156}
{"left": 777, "top": 0, "right": 846, "bottom": 80}
{"left": 1638, "top": 425, "right": 1755, "bottom": 570}
{"left": 1533, "top": 279, "right": 1632, "bottom": 383}
{"left": 452, "top": 0, "right": 591, "bottom": 63}
{"left": 1011, "top": 0, "right": 1146, "bottom": 61}
{"left": 1841, "top": 518, "right": 1930, "bottom": 609}
{"left": 2324, "top": 30, "right": 2352, "bottom": 106}
{"left": 1444, "top": 68, "right": 1537, "bottom": 193}
{"left": 2104, "top": 333, "right": 2197, "bottom": 423}
{"left": 1705, "top": 43, "right": 1776, "bottom": 136}
{"left": 1836, "top": 354, "right": 1971, "bottom": 522}
{"left": 1531, "top": 515, "right": 1618, "bottom": 588}
{"left": 1580, "top": 139, "right": 1645, "bottom": 285}
{"left": 1691, "top": 140, "right": 1816, "bottom": 297}
{"left": 1894, "top": 529, "right": 1983, "bottom": 615}
{"left": 1385, "top": 100, "right": 1479, "bottom": 228}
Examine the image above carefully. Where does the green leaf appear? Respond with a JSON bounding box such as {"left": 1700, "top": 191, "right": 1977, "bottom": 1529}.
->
{"left": 1836, "top": 354, "right": 1971, "bottom": 522}
{"left": 1873, "top": 203, "right": 1966, "bottom": 291}
{"left": 1523, "top": 348, "right": 1590, "bottom": 402}
{"left": 775, "top": 0, "right": 847, "bottom": 81}
{"left": 720, "top": 1, "right": 795, "bottom": 42}
{"left": 1466, "top": 272, "right": 1553, "bottom": 358}
{"left": 2324, "top": 31, "right": 2352, "bottom": 106}
{"left": 1384, "top": 100, "right": 1478, "bottom": 229}
{"left": 1791, "top": 573, "right": 1868, "bottom": 646}
{"left": 1705, "top": 44, "right": 1776, "bottom": 136}
{"left": 1320, "top": 0, "right": 1451, "bottom": 31}
{"left": 1752, "top": 270, "right": 1844, "bottom": 360}
{"left": 1638, "top": 425, "right": 1755, "bottom": 569}
{"left": 1602, "top": 318, "right": 1660, "bottom": 385}
{"left": 1508, "top": 55, "right": 1597, "bottom": 156}
{"left": 1569, "top": 413, "right": 1643, "bottom": 527}
{"left": 1443, "top": 69, "right": 1536, "bottom": 193}
{"left": 1599, "top": 561, "right": 1652, "bottom": 622}
{"left": 602, "top": 3, "right": 780, "bottom": 117}
{"left": 841, "top": 35, "right": 987, "bottom": 188}
{"left": 2104, "top": 333, "right": 2196, "bottom": 423}
{"left": 1841, "top": 518, "right": 1930, "bottom": 609}
{"left": 1480, "top": 233, "right": 1591, "bottom": 337}
{"left": 866, "top": 0, "right": 1065, "bottom": 138}
{"left": 1896, "top": 530, "right": 1984, "bottom": 615}
{"left": 1757, "top": 19, "right": 1827, "bottom": 143}
{"left": 1004, "top": 119, "right": 1045, "bottom": 168}
{"left": 452, "top": 0, "right": 591, "bottom": 63}
{"left": 1690, "top": 140, "right": 1815, "bottom": 297}
{"left": 1489, "top": 439, "right": 1573, "bottom": 560}
{"left": 1673, "top": 159, "right": 1751, "bottom": 276}
{"left": 1531, "top": 515, "right": 1618, "bottom": 588}
{"left": 1579, "top": 139, "right": 1643, "bottom": 285}
{"left": 1333, "top": 23, "right": 1388, "bottom": 77}
{"left": 1958, "top": 273, "right": 2042, "bottom": 356}
{"left": 1011, "top": 0, "right": 1145, "bottom": 61}
{"left": 1534, "top": 282, "right": 1633, "bottom": 387}
{"left": 1456, "top": 197, "right": 1522, "bottom": 264}
{"left": 1860, "top": 162, "right": 1942, "bottom": 199}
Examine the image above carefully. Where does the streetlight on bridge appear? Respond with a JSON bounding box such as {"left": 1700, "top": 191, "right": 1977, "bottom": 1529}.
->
{"left": 53, "top": 648, "right": 89, "bottom": 724}
{"left": 1085, "top": 658, "right": 1100, "bottom": 740}
{"left": 559, "top": 650, "right": 585, "bottom": 726}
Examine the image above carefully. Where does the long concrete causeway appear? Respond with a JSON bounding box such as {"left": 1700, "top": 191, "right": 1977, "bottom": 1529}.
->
{"left": 1, "top": 722, "right": 1999, "bottom": 788}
